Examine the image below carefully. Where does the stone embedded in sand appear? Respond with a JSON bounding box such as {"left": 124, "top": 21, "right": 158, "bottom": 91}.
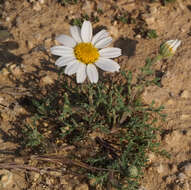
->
{"left": 177, "top": 172, "right": 187, "bottom": 182}
{"left": 40, "top": 75, "right": 54, "bottom": 86}
{"left": 33, "top": 2, "right": 41, "bottom": 11}
{"left": 166, "top": 99, "right": 175, "bottom": 106}
{"left": 182, "top": 163, "right": 191, "bottom": 177}
{"left": 180, "top": 90, "right": 189, "bottom": 99}
{"left": 0, "top": 170, "right": 13, "bottom": 188}
{"left": 155, "top": 163, "right": 169, "bottom": 174}
{"left": 180, "top": 114, "right": 190, "bottom": 120}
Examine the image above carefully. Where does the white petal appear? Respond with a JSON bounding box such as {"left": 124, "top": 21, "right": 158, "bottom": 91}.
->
{"left": 50, "top": 46, "right": 74, "bottom": 57}
{"left": 76, "top": 63, "right": 87, "bottom": 83}
{"left": 87, "top": 64, "right": 98, "bottom": 83}
{"left": 64, "top": 60, "right": 80, "bottom": 75}
{"left": 70, "top": 26, "right": 82, "bottom": 43}
{"left": 173, "top": 39, "right": 181, "bottom": 50}
{"left": 166, "top": 40, "right": 174, "bottom": 46}
{"left": 94, "top": 37, "right": 112, "bottom": 49}
{"left": 95, "top": 58, "right": 120, "bottom": 72}
{"left": 170, "top": 40, "right": 177, "bottom": 48}
{"left": 91, "top": 29, "right": 109, "bottom": 45}
{"left": 55, "top": 56, "right": 76, "bottom": 67}
{"left": 99, "top": 48, "right": 121, "bottom": 58}
{"left": 56, "top": 34, "right": 76, "bottom": 48}
{"left": 81, "top": 20, "right": 92, "bottom": 42}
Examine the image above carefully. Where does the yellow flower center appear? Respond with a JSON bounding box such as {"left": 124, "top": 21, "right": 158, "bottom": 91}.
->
{"left": 74, "top": 43, "right": 99, "bottom": 64}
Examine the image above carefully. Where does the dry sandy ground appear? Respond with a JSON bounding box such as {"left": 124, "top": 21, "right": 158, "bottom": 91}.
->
{"left": 0, "top": 0, "right": 191, "bottom": 189}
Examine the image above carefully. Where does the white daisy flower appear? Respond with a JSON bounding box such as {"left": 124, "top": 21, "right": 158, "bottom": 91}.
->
{"left": 50, "top": 20, "right": 121, "bottom": 83}
{"left": 160, "top": 39, "right": 181, "bottom": 58}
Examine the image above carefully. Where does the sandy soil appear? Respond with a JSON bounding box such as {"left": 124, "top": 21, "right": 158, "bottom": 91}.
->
{"left": 0, "top": 0, "right": 191, "bottom": 189}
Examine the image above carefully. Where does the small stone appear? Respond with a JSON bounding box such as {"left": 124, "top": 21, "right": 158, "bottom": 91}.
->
{"left": 178, "top": 172, "right": 187, "bottom": 182}
{"left": 60, "top": 177, "right": 67, "bottom": 185}
{"left": 135, "top": 34, "right": 141, "bottom": 38}
{"left": 40, "top": 75, "right": 54, "bottom": 85}
{"left": 75, "top": 183, "right": 89, "bottom": 190}
{"left": 165, "top": 175, "right": 176, "bottom": 184}
{"left": 15, "top": 16, "right": 22, "bottom": 27}
{"left": 165, "top": 130, "right": 182, "bottom": 145}
{"left": 26, "top": 40, "right": 34, "bottom": 49}
{"left": 9, "top": 64, "right": 22, "bottom": 76}
{"left": 143, "top": 14, "right": 155, "bottom": 26}
{"left": 180, "top": 114, "right": 190, "bottom": 120}
{"left": 155, "top": 163, "right": 169, "bottom": 174}
{"left": 33, "top": 2, "right": 41, "bottom": 11}
{"left": 49, "top": 171, "right": 62, "bottom": 177}
{"left": 0, "top": 170, "right": 13, "bottom": 188}
{"left": 1, "top": 67, "right": 9, "bottom": 76}
{"left": 44, "top": 37, "right": 52, "bottom": 48}
{"left": 182, "top": 163, "right": 191, "bottom": 177}
{"left": 46, "top": 177, "right": 54, "bottom": 185}
{"left": 5, "top": 17, "right": 10, "bottom": 22}
{"left": 166, "top": 99, "right": 174, "bottom": 106}
{"left": 149, "top": 6, "right": 158, "bottom": 14}
{"left": 109, "top": 26, "right": 119, "bottom": 38}
{"left": 180, "top": 90, "right": 189, "bottom": 98}
{"left": 147, "top": 152, "right": 155, "bottom": 163}
{"left": 39, "top": 0, "right": 44, "bottom": 4}
{"left": 30, "top": 172, "right": 40, "bottom": 182}
{"left": 14, "top": 158, "right": 25, "bottom": 164}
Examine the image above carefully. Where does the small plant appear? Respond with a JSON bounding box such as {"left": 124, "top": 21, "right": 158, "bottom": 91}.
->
{"left": 21, "top": 19, "right": 181, "bottom": 189}
{"left": 147, "top": 29, "right": 158, "bottom": 39}
{"left": 97, "top": 8, "right": 103, "bottom": 14}
{"left": 22, "top": 66, "right": 166, "bottom": 189}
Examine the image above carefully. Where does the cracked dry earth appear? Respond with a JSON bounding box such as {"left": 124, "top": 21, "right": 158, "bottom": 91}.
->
{"left": 0, "top": 0, "right": 191, "bottom": 189}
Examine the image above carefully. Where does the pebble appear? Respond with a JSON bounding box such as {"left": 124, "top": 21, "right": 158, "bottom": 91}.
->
{"left": 182, "top": 163, "right": 191, "bottom": 177}
{"left": 109, "top": 26, "right": 119, "bottom": 38}
{"left": 180, "top": 90, "right": 189, "bottom": 99}
{"left": 0, "top": 170, "right": 13, "bottom": 188}
{"left": 165, "top": 175, "right": 176, "bottom": 184}
{"left": 26, "top": 39, "right": 34, "bottom": 49}
{"left": 165, "top": 130, "right": 182, "bottom": 145}
{"left": 39, "top": 0, "right": 44, "bottom": 4}
{"left": 49, "top": 171, "right": 62, "bottom": 177}
{"left": 33, "top": 2, "right": 41, "bottom": 11}
{"left": 15, "top": 16, "right": 22, "bottom": 27}
{"left": 135, "top": 34, "right": 141, "bottom": 38}
{"left": 155, "top": 163, "right": 169, "bottom": 175}
{"left": 30, "top": 172, "right": 40, "bottom": 182}
{"left": 149, "top": 6, "right": 158, "bottom": 14}
{"left": 166, "top": 99, "right": 175, "bottom": 106}
{"left": 180, "top": 114, "right": 190, "bottom": 120}
{"left": 40, "top": 75, "right": 54, "bottom": 85}
{"left": 147, "top": 152, "right": 155, "bottom": 162}
{"left": 177, "top": 172, "right": 187, "bottom": 182}
{"left": 44, "top": 37, "right": 52, "bottom": 48}
{"left": 142, "top": 14, "right": 156, "bottom": 26}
